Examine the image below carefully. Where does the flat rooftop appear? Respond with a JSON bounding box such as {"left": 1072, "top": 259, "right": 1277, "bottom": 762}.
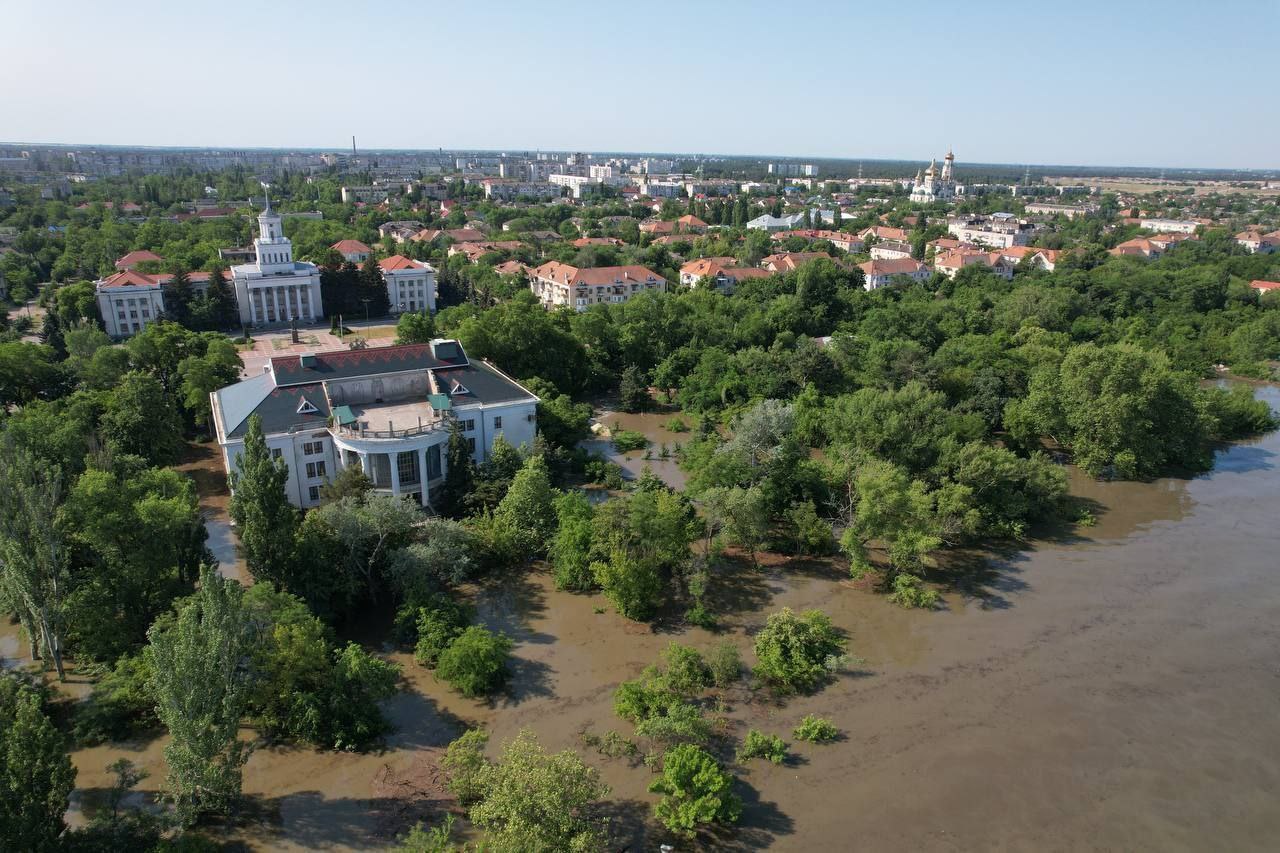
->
{"left": 347, "top": 399, "right": 440, "bottom": 434}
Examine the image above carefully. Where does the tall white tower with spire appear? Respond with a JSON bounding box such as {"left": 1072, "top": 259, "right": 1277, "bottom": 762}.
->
{"left": 941, "top": 148, "right": 954, "bottom": 182}
{"left": 231, "top": 188, "right": 324, "bottom": 327}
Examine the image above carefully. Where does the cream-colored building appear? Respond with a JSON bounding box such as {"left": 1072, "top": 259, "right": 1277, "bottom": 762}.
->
{"left": 528, "top": 261, "right": 666, "bottom": 311}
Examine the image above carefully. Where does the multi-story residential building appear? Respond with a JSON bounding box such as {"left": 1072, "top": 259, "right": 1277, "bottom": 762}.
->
{"left": 637, "top": 179, "right": 684, "bottom": 198}
{"left": 379, "top": 255, "right": 437, "bottom": 314}
{"left": 210, "top": 339, "right": 538, "bottom": 510}
{"left": 771, "top": 230, "right": 865, "bottom": 253}
{"left": 858, "top": 258, "right": 930, "bottom": 290}
{"left": 760, "top": 252, "right": 830, "bottom": 272}
{"left": 549, "top": 174, "right": 595, "bottom": 198}
{"left": 340, "top": 185, "right": 394, "bottom": 204}
{"left": 588, "top": 164, "right": 617, "bottom": 181}
{"left": 933, "top": 249, "right": 1014, "bottom": 280}
{"left": 528, "top": 262, "right": 666, "bottom": 311}
{"left": 859, "top": 225, "right": 910, "bottom": 243}
{"left": 998, "top": 246, "right": 1061, "bottom": 271}
{"left": 482, "top": 180, "right": 561, "bottom": 201}
{"left": 230, "top": 198, "right": 324, "bottom": 327}
{"left": 1139, "top": 218, "right": 1200, "bottom": 234}
{"left": 1025, "top": 202, "right": 1098, "bottom": 219}
{"left": 331, "top": 239, "right": 371, "bottom": 263}
{"left": 946, "top": 213, "right": 1034, "bottom": 248}
{"left": 378, "top": 220, "right": 425, "bottom": 243}
{"left": 869, "top": 240, "right": 914, "bottom": 261}
{"left": 95, "top": 269, "right": 213, "bottom": 338}
{"left": 1234, "top": 229, "right": 1280, "bottom": 254}
{"left": 678, "top": 257, "right": 770, "bottom": 293}
{"left": 767, "top": 163, "right": 817, "bottom": 177}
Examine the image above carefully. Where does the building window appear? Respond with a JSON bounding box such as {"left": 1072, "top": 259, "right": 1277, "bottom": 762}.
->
{"left": 467, "top": 437, "right": 476, "bottom": 453}
{"left": 493, "top": 416, "right": 502, "bottom": 429}
{"left": 306, "top": 461, "right": 326, "bottom": 479}
{"left": 396, "top": 451, "right": 420, "bottom": 486}
{"left": 271, "top": 448, "right": 282, "bottom": 460}
{"left": 426, "top": 444, "right": 442, "bottom": 479}
{"left": 308, "top": 486, "right": 320, "bottom": 503}
{"left": 464, "top": 419, "right": 476, "bottom": 431}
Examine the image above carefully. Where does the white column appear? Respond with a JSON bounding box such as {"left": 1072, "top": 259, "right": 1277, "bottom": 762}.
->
{"left": 389, "top": 452, "right": 401, "bottom": 497}
{"left": 418, "top": 448, "right": 429, "bottom": 507}
{"left": 359, "top": 452, "right": 371, "bottom": 478}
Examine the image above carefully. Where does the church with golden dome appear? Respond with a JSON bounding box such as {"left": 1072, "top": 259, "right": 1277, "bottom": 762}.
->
{"left": 909, "top": 149, "right": 957, "bottom": 203}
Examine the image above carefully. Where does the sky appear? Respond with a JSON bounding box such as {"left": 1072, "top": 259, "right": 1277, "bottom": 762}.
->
{"left": 3, "top": 0, "right": 1278, "bottom": 170}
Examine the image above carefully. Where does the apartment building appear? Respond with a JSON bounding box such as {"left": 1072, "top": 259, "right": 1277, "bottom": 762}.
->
{"left": 379, "top": 255, "right": 437, "bottom": 314}
{"left": 528, "top": 261, "right": 666, "bottom": 311}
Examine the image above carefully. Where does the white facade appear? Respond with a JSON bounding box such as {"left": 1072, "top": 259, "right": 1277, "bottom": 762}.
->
{"left": 1140, "top": 218, "right": 1200, "bottom": 234}
{"left": 231, "top": 198, "right": 324, "bottom": 327}
{"left": 909, "top": 151, "right": 957, "bottom": 203}
{"left": 211, "top": 341, "right": 538, "bottom": 510}
{"left": 97, "top": 281, "right": 165, "bottom": 338}
{"left": 380, "top": 256, "right": 438, "bottom": 314}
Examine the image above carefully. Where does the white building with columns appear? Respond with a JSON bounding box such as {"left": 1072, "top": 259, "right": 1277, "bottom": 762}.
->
{"left": 231, "top": 196, "right": 324, "bottom": 327}
{"left": 210, "top": 340, "right": 538, "bottom": 510}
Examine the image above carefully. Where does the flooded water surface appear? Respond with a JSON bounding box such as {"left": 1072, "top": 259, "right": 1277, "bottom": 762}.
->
{"left": 15, "top": 389, "right": 1279, "bottom": 849}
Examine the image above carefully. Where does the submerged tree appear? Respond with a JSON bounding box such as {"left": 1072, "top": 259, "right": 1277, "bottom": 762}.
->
{"left": 0, "top": 675, "right": 76, "bottom": 852}
{"left": 228, "top": 415, "right": 299, "bottom": 586}
{"left": 146, "top": 567, "right": 252, "bottom": 826}
{"left": 0, "top": 443, "right": 69, "bottom": 680}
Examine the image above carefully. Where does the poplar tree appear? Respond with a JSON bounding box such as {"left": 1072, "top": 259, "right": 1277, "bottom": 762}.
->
{"left": 228, "top": 415, "right": 299, "bottom": 585}
{"left": 147, "top": 567, "right": 251, "bottom": 826}
{"left": 0, "top": 444, "right": 68, "bottom": 680}
{"left": 0, "top": 676, "right": 76, "bottom": 851}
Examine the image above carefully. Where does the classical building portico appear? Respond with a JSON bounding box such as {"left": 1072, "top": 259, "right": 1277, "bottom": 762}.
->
{"left": 231, "top": 192, "right": 324, "bottom": 326}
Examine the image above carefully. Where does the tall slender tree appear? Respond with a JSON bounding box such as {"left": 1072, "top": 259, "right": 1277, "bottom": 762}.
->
{"left": 0, "top": 443, "right": 68, "bottom": 680}
{"left": 228, "top": 415, "right": 299, "bottom": 585}
{"left": 0, "top": 676, "right": 76, "bottom": 851}
{"left": 147, "top": 567, "right": 251, "bottom": 826}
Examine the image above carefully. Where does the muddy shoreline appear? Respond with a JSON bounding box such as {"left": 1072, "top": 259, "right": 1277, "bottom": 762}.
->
{"left": 5, "top": 389, "right": 1279, "bottom": 850}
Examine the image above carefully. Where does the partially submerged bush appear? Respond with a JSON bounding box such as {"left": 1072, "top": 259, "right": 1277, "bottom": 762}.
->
{"left": 736, "top": 729, "right": 786, "bottom": 764}
{"left": 792, "top": 715, "right": 839, "bottom": 743}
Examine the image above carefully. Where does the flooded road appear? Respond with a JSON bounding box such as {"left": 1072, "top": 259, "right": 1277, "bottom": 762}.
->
{"left": 174, "top": 441, "right": 248, "bottom": 583}
{"left": 581, "top": 407, "right": 691, "bottom": 490}
{"left": 9, "top": 390, "right": 1279, "bottom": 849}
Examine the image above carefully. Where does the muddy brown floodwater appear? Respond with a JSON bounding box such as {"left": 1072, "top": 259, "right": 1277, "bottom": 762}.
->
{"left": 4, "top": 390, "right": 1279, "bottom": 850}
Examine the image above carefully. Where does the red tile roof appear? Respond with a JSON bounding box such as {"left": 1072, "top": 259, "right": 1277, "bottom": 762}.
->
{"left": 332, "top": 239, "right": 371, "bottom": 254}
{"left": 530, "top": 261, "right": 666, "bottom": 287}
{"left": 115, "top": 249, "right": 163, "bottom": 270}
{"left": 379, "top": 255, "right": 427, "bottom": 272}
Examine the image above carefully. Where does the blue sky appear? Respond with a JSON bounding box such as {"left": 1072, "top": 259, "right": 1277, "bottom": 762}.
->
{"left": 3, "top": 0, "right": 1277, "bottom": 169}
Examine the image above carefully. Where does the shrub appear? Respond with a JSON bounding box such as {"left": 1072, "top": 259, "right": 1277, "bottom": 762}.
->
{"left": 592, "top": 550, "right": 664, "bottom": 621}
{"left": 413, "top": 600, "right": 471, "bottom": 667}
{"left": 1204, "top": 384, "right": 1279, "bottom": 439}
{"left": 436, "top": 626, "right": 514, "bottom": 698}
{"left": 73, "top": 653, "right": 158, "bottom": 745}
{"left": 442, "top": 729, "right": 490, "bottom": 806}
{"left": 468, "top": 729, "right": 610, "bottom": 852}
{"left": 685, "top": 602, "right": 717, "bottom": 629}
{"left": 649, "top": 744, "right": 741, "bottom": 839}
{"left": 888, "top": 573, "right": 940, "bottom": 609}
{"left": 752, "top": 607, "right": 847, "bottom": 694}
{"left": 612, "top": 430, "right": 649, "bottom": 452}
{"left": 664, "top": 416, "right": 690, "bottom": 433}
{"left": 662, "top": 643, "right": 711, "bottom": 697}
{"left": 792, "top": 715, "right": 839, "bottom": 743}
{"left": 634, "top": 700, "right": 712, "bottom": 745}
{"left": 708, "top": 642, "right": 743, "bottom": 688}
{"left": 787, "top": 499, "right": 835, "bottom": 555}
{"left": 614, "top": 669, "right": 676, "bottom": 722}
{"left": 736, "top": 729, "right": 786, "bottom": 764}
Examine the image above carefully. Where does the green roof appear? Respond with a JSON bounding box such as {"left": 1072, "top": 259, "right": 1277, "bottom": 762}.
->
{"left": 333, "top": 405, "right": 357, "bottom": 425}
{"left": 427, "top": 394, "right": 452, "bottom": 411}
